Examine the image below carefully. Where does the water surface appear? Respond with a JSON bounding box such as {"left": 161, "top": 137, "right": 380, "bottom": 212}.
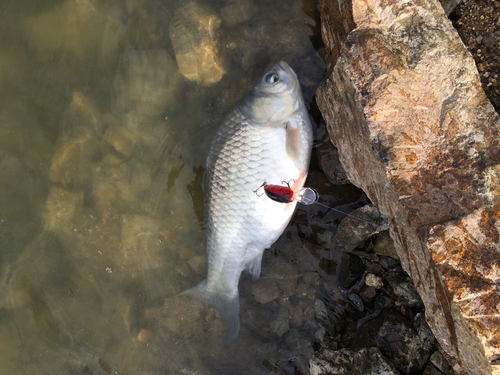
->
{"left": 0, "top": 0, "right": 366, "bottom": 373}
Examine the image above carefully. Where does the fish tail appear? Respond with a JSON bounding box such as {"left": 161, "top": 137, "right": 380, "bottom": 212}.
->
{"left": 179, "top": 280, "right": 240, "bottom": 345}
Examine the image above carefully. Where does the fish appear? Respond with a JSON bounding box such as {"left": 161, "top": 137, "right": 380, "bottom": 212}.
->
{"left": 181, "top": 61, "right": 313, "bottom": 343}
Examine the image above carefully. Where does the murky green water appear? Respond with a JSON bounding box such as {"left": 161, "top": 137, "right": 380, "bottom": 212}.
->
{"left": 0, "top": 0, "right": 366, "bottom": 373}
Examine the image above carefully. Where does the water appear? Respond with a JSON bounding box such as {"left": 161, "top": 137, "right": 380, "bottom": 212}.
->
{"left": 0, "top": 0, "right": 366, "bottom": 373}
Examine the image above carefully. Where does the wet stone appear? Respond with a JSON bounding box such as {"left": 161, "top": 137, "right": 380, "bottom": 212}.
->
{"left": 169, "top": 2, "right": 224, "bottom": 85}
{"left": 314, "top": 299, "right": 336, "bottom": 336}
{"left": 316, "top": 140, "right": 349, "bottom": 183}
{"left": 310, "top": 347, "right": 400, "bottom": 375}
{"left": 414, "top": 313, "right": 436, "bottom": 354}
{"left": 422, "top": 362, "right": 445, "bottom": 375}
{"left": 347, "top": 292, "right": 364, "bottom": 312}
{"left": 187, "top": 256, "right": 206, "bottom": 276}
{"left": 386, "top": 271, "right": 423, "bottom": 308}
{"left": 430, "top": 350, "right": 451, "bottom": 374}
{"left": 220, "top": 0, "right": 257, "bottom": 27}
{"left": 269, "top": 306, "right": 290, "bottom": 337}
{"left": 365, "top": 273, "right": 383, "bottom": 289}
{"left": 334, "top": 204, "right": 389, "bottom": 252}
{"left": 49, "top": 131, "right": 100, "bottom": 190}
{"left": 103, "top": 125, "right": 135, "bottom": 159}
{"left": 354, "top": 309, "right": 435, "bottom": 375}
{"left": 338, "top": 252, "right": 366, "bottom": 289}
{"left": 359, "top": 285, "right": 377, "bottom": 304}
{"left": 373, "top": 230, "right": 399, "bottom": 259}
{"left": 378, "top": 256, "right": 401, "bottom": 270}
{"left": 252, "top": 278, "right": 280, "bottom": 304}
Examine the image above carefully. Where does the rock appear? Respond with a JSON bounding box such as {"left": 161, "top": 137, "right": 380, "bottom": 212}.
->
{"left": 120, "top": 48, "right": 179, "bottom": 116}
{"left": 386, "top": 271, "right": 424, "bottom": 308}
{"left": 169, "top": 2, "right": 224, "bottom": 85}
{"left": 251, "top": 277, "right": 281, "bottom": 305}
{"left": 423, "top": 362, "right": 446, "bottom": 375}
{"left": 220, "top": 0, "right": 257, "bottom": 27}
{"left": 317, "top": 0, "right": 500, "bottom": 372}
{"left": 270, "top": 306, "right": 290, "bottom": 337}
{"left": 315, "top": 134, "right": 349, "bottom": 183}
{"left": 430, "top": 350, "right": 451, "bottom": 374}
{"left": 359, "top": 285, "right": 377, "bottom": 304}
{"left": 187, "top": 255, "right": 206, "bottom": 276}
{"left": 23, "top": 0, "right": 108, "bottom": 63}
{"left": 44, "top": 186, "right": 85, "bottom": 237}
{"left": 439, "top": 0, "right": 462, "bottom": 16}
{"left": 334, "top": 204, "right": 389, "bottom": 252}
{"left": 378, "top": 256, "right": 400, "bottom": 270}
{"left": 309, "top": 347, "right": 400, "bottom": 375}
{"left": 353, "top": 309, "right": 435, "bottom": 374}
{"left": 365, "top": 273, "right": 383, "bottom": 289}
{"left": 314, "top": 299, "right": 336, "bottom": 336}
{"left": 338, "top": 252, "right": 366, "bottom": 289}
{"left": 103, "top": 123, "right": 135, "bottom": 159}
{"left": 373, "top": 230, "right": 399, "bottom": 259}
{"left": 49, "top": 131, "right": 99, "bottom": 190}
{"left": 347, "top": 292, "right": 364, "bottom": 311}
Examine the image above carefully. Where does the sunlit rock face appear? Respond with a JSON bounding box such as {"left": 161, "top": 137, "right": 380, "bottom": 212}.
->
{"left": 316, "top": 0, "right": 500, "bottom": 374}
{"left": 169, "top": 2, "right": 224, "bottom": 86}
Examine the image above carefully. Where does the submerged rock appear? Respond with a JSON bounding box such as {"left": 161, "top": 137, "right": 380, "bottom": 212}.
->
{"left": 334, "top": 204, "right": 389, "bottom": 252}
{"left": 220, "top": 0, "right": 257, "bottom": 27}
{"left": 309, "top": 347, "right": 400, "bottom": 375}
{"left": 353, "top": 309, "right": 435, "bottom": 375}
{"left": 386, "top": 271, "right": 424, "bottom": 309}
{"left": 169, "top": 2, "right": 224, "bottom": 85}
{"left": 317, "top": 0, "right": 500, "bottom": 372}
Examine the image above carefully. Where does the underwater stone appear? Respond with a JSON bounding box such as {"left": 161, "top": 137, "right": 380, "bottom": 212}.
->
{"left": 103, "top": 124, "right": 135, "bottom": 159}
{"left": 220, "top": 0, "right": 257, "bottom": 27}
{"left": 169, "top": 2, "right": 224, "bottom": 86}
{"left": 386, "top": 271, "right": 424, "bottom": 308}
{"left": 373, "top": 230, "right": 399, "bottom": 259}
{"left": 353, "top": 309, "right": 434, "bottom": 375}
{"left": 310, "top": 347, "right": 399, "bottom": 375}
{"left": 49, "top": 131, "right": 99, "bottom": 190}
{"left": 364, "top": 273, "right": 383, "bottom": 289}
{"left": 334, "top": 204, "right": 389, "bottom": 252}
{"left": 122, "top": 48, "right": 178, "bottom": 116}
{"left": 252, "top": 278, "right": 280, "bottom": 304}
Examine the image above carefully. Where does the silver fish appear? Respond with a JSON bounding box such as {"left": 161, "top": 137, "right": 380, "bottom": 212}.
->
{"left": 182, "top": 61, "right": 313, "bottom": 343}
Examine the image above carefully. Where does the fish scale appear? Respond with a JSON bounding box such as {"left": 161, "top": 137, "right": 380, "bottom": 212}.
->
{"left": 180, "top": 61, "right": 313, "bottom": 343}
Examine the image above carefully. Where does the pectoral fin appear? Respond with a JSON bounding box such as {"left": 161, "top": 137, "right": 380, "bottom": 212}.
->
{"left": 285, "top": 121, "right": 301, "bottom": 161}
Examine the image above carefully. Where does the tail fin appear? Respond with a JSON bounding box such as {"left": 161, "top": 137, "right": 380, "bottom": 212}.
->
{"left": 179, "top": 280, "right": 240, "bottom": 345}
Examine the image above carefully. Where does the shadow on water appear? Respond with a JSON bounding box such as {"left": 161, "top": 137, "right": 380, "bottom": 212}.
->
{"left": 0, "top": 0, "right": 368, "bottom": 373}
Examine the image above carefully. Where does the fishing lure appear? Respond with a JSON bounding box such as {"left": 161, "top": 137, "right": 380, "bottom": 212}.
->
{"left": 255, "top": 181, "right": 374, "bottom": 224}
{"left": 254, "top": 181, "right": 319, "bottom": 205}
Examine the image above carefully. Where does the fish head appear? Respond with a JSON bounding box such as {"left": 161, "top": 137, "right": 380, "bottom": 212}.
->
{"left": 240, "top": 61, "right": 304, "bottom": 125}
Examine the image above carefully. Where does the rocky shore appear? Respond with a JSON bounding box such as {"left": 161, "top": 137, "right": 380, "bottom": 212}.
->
{"left": 314, "top": 0, "right": 500, "bottom": 374}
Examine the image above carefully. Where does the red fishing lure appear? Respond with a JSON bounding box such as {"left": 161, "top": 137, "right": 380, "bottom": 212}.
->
{"left": 254, "top": 181, "right": 318, "bottom": 205}
{"left": 264, "top": 183, "right": 294, "bottom": 203}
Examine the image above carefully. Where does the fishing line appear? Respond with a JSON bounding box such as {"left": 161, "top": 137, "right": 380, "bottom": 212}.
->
{"left": 307, "top": 200, "right": 375, "bottom": 225}
{"left": 257, "top": 182, "right": 376, "bottom": 225}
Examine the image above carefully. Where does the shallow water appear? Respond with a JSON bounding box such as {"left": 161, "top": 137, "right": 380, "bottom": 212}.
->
{"left": 0, "top": 0, "right": 366, "bottom": 373}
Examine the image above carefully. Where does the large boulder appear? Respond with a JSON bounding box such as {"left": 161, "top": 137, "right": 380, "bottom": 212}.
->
{"left": 317, "top": 0, "right": 500, "bottom": 374}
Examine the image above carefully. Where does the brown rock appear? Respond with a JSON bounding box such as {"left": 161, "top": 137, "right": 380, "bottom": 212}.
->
{"left": 317, "top": 0, "right": 500, "bottom": 373}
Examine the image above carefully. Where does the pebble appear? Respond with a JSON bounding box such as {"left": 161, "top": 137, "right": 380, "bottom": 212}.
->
{"left": 252, "top": 278, "right": 280, "bottom": 304}
{"left": 365, "top": 273, "right": 383, "bottom": 288}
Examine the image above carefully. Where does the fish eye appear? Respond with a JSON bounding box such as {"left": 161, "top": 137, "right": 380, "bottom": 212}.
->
{"left": 264, "top": 73, "right": 279, "bottom": 84}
